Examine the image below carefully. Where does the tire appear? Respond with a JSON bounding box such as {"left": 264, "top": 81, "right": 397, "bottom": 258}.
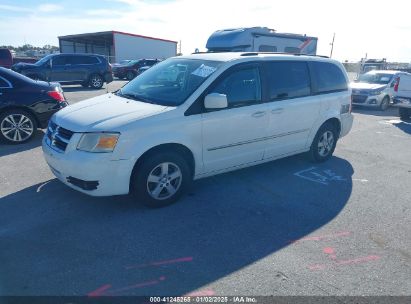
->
{"left": 379, "top": 96, "right": 390, "bottom": 111}
{"left": 399, "top": 108, "right": 411, "bottom": 121}
{"left": 0, "top": 109, "right": 37, "bottom": 144}
{"left": 89, "top": 74, "right": 104, "bottom": 89}
{"left": 131, "top": 152, "right": 192, "bottom": 208}
{"left": 126, "top": 71, "right": 135, "bottom": 81}
{"left": 308, "top": 122, "right": 338, "bottom": 163}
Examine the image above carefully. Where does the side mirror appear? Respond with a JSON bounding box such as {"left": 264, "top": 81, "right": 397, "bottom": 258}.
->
{"left": 204, "top": 93, "right": 228, "bottom": 109}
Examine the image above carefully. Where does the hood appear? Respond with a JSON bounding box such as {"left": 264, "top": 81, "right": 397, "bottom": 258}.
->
{"left": 54, "top": 93, "right": 169, "bottom": 132}
{"left": 12, "top": 62, "right": 36, "bottom": 71}
{"left": 350, "top": 82, "right": 387, "bottom": 90}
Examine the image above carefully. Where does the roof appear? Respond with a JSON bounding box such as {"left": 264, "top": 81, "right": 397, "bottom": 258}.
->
{"left": 179, "top": 52, "right": 334, "bottom": 63}
{"left": 59, "top": 31, "right": 177, "bottom": 44}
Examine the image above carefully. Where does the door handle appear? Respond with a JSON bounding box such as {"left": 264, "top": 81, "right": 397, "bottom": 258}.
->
{"left": 271, "top": 108, "right": 284, "bottom": 114}
{"left": 252, "top": 111, "right": 266, "bottom": 118}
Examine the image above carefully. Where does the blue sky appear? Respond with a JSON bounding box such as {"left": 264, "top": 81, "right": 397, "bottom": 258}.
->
{"left": 0, "top": 0, "right": 410, "bottom": 62}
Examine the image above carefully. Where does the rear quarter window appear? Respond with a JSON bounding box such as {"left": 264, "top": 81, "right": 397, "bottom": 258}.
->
{"left": 311, "top": 61, "right": 348, "bottom": 93}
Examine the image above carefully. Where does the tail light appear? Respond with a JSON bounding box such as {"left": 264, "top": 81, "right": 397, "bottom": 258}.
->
{"left": 394, "top": 77, "right": 400, "bottom": 92}
{"left": 48, "top": 90, "right": 65, "bottom": 102}
{"left": 108, "top": 63, "right": 112, "bottom": 73}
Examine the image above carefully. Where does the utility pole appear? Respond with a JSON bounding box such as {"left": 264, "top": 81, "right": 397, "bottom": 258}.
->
{"left": 178, "top": 40, "right": 182, "bottom": 55}
{"left": 330, "top": 33, "right": 335, "bottom": 58}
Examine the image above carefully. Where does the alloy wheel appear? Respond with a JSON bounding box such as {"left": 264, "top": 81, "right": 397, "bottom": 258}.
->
{"left": 146, "top": 162, "right": 182, "bottom": 200}
{"left": 1, "top": 114, "right": 34, "bottom": 142}
{"left": 318, "top": 130, "right": 334, "bottom": 157}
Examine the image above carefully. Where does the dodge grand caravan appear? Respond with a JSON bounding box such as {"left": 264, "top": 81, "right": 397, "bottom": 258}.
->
{"left": 42, "top": 53, "right": 353, "bottom": 207}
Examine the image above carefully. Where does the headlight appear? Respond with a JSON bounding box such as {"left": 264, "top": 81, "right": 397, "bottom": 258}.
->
{"left": 77, "top": 133, "right": 120, "bottom": 153}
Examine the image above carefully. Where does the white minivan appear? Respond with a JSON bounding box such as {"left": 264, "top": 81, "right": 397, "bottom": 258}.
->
{"left": 42, "top": 53, "right": 353, "bottom": 207}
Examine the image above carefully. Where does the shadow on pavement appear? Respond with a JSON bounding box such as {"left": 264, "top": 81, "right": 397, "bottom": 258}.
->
{"left": 391, "top": 119, "right": 411, "bottom": 135}
{"left": 0, "top": 130, "right": 44, "bottom": 158}
{"left": 352, "top": 106, "right": 398, "bottom": 117}
{"left": 0, "top": 155, "right": 353, "bottom": 296}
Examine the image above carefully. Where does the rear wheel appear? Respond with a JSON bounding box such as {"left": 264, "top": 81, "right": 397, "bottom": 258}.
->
{"left": 308, "top": 122, "right": 338, "bottom": 163}
{"left": 131, "top": 152, "right": 192, "bottom": 208}
{"left": 379, "top": 96, "right": 390, "bottom": 111}
{"left": 89, "top": 74, "right": 104, "bottom": 89}
{"left": 399, "top": 108, "right": 411, "bottom": 121}
{"left": 0, "top": 109, "right": 37, "bottom": 144}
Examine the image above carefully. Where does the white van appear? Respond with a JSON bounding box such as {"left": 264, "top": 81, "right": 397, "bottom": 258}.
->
{"left": 391, "top": 72, "right": 411, "bottom": 120}
{"left": 42, "top": 53, "right": 353, "bottom": 207}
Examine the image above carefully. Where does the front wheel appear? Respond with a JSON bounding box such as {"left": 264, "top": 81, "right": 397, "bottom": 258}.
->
{"left": 0, "top": 110, "right": 37, "bottom": 144}
{"left": 379, "top": 96, "right": 390, "bottom": 111}
{"left": 89, "top": 74, "right": 104, "bottom": 89}
{"left": 131, "top": 152, "right": 192, "bottom": 208}
{"left": 308, "top": 122, "right": 338, "bottom": 163}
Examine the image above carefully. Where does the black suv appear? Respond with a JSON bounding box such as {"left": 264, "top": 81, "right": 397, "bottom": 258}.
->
{"left": 11, "top": 53, "right": 113, "bottom": 89}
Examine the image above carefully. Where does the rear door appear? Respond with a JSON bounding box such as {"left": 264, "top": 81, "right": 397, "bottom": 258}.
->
{"left": 398, "top": 73, "right": 411, "bottom": 99}
{"left": 262, "top": 60, "right": 320, "bottom": 159}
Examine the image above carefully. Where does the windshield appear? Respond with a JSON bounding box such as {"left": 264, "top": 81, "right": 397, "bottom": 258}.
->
{"left": 116, "top": 58, "right": 222, "bottom": 106}
{"left": 126, "top": 60, "right": 140, "bottom": 66}
{"left": 358, "top": 72, "right": 394, "bottom": 84}
{"left": 35, "top": 54, "right": 53, "bottom": 66}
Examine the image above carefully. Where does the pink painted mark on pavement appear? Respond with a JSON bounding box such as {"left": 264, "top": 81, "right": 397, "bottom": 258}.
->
{"left": 87, "top": 284, "right": 112, "bottom": 297}
{"left": 125, "top": 256, "right": 193, "bottom": 269}
{"left": 308, "top": 255, "right": 381, "bottom": 271}
{"left": 290, "top": 231, "right": 351, "bottom": 244}
{"left": 323, "top": 247, "right": 337, "bottom": 259}
{"left": 87, "top": 276, "right": 166, "bottom": 297}
{"left": 186, "top": 289, "right": 215, "bottom": 296}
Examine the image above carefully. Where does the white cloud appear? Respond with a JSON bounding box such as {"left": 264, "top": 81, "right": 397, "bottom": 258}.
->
{"left": 0, "top": 4, "right": 30, "bottom": 12}
{"left": 38, "top": 4, "right": 63, "bottom": 12}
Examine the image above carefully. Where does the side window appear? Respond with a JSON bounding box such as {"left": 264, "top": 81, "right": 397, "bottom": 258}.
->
{"left": 212, "top": 67, "right": 261, "bottom": 107}
{"left": 52, "top": 56, "right": 66, "bottom": 66}
{"left": 266, "top": 61, "right": 311, "bottom": 100}
{"left": 311, "top": 62, "right": 348, "bottom": 93}
{"left": 84, "top": 56, "right": 99, "bottom": 64}
{"left": 70, "top": 56, "right": 85, "bottom": 64}
{"left": 0, "top": 76, "right": 11, "bottom": 88}
{"left": 259, "top": 45, "right": 277, "bottom": 52}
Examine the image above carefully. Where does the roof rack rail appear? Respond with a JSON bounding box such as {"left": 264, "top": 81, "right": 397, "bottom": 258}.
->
{"left": 241, "top": 52, "right": 329, "bottom": 58}
{"left": 190, "top": 51, "right": 329, "bottom": 58}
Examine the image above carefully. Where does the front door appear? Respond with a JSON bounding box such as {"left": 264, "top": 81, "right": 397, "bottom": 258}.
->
{"left": 202, "top": 65, "right": 269, "bottom": 173}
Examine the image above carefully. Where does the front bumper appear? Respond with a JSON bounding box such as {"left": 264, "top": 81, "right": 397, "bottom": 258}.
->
{"left": 42, "top": 135, "right": 133, "bottom": 196}
{"left": 352, "top": 94, "right": 386, "bottom": 107}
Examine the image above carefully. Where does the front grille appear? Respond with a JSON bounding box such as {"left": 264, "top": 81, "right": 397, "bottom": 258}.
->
{"left": 47, "top": 121, "right": 74, "bottom": 152}
{"left": 352, "top": 95, "right": 368, "bottom": 104}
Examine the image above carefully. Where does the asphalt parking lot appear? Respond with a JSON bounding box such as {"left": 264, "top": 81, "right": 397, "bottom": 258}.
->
{"left": 0, "top": 81, "right": 410, "bottom": 299}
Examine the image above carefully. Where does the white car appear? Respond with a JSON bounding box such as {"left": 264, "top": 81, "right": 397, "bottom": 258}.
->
{"left": 351, "top": 70, "right": 405, "bottom": 111}
{"left": 42, "top": 52, "right": 353, "bottom": 207}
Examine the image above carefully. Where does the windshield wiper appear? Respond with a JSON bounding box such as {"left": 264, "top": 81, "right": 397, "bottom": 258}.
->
{"left": 116, "top": 90, "right": 155, "bottom": 104}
